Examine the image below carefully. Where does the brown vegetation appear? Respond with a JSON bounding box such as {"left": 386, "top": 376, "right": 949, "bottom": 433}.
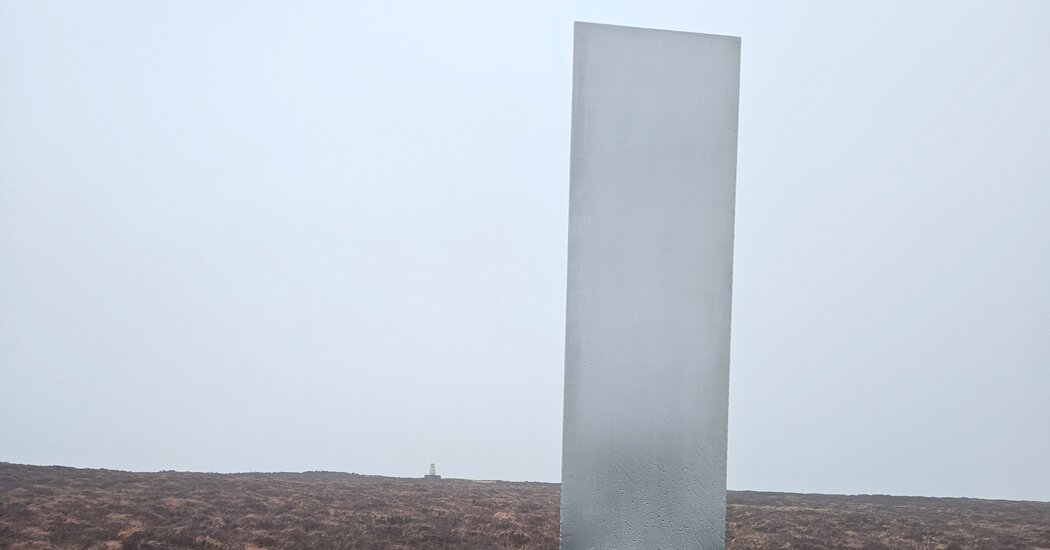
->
{"left": 1, "top": 463, "right": 1048, "bottom": 549}
{"left": 727, "top": 491, "right": 1050, "bottom": 549}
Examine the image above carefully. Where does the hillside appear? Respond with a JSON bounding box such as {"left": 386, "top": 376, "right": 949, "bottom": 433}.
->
{"left": 1, "top": 463, "right": 1047, "bottom": 549}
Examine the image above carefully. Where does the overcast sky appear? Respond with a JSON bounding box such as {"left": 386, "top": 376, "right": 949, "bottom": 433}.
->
{"left": 1, "top": 1, "right": 1048, "bottom": 502}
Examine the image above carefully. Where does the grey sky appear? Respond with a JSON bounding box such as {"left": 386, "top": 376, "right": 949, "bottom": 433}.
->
{"left": 1, "top": 1, "right": 1047, "bottom": 502}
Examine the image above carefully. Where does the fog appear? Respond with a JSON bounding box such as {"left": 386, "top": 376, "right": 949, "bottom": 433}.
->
{"left": 1, "top": 1, "right": 1047, "bottom": 501}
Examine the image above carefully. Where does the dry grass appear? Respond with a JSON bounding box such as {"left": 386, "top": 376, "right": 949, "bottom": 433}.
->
{"left": 1, "top": 463, "right": 1048, "bottom": 549}
{"left": 727, "top": 491, "right": 1050, "bottom": 549}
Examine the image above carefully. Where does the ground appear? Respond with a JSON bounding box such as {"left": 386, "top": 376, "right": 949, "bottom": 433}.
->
{"left": 1, "top": 463, "right": 1048, "bottom": 549}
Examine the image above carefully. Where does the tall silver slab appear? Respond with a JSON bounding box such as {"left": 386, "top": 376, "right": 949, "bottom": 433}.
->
{"left": 561, "top": 22, "right": 740, "bottom": 550}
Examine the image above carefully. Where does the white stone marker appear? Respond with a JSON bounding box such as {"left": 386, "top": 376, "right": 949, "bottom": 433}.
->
{"left": 561, "top": 22, "right": 740, "bottom": 550}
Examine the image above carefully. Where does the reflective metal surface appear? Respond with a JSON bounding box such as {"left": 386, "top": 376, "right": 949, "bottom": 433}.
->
{"left": 561, "top": 22, "right": 741, "bottom": 550}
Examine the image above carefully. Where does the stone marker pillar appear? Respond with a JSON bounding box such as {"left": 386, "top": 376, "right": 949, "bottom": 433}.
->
{"left": 561, "top": 22, "right": 741, "bottom": 550}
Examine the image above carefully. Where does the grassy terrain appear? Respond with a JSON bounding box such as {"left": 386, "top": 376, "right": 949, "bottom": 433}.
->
{"left": 1, "top": 463, "right": 1048, "bottom": 549}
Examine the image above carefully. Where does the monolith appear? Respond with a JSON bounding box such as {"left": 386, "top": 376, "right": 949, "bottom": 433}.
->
{"left": 561, "top": 22, "right": 741, "bottom": 550}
